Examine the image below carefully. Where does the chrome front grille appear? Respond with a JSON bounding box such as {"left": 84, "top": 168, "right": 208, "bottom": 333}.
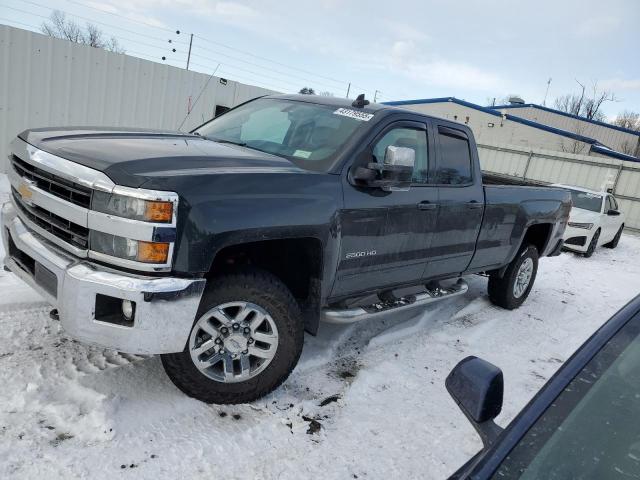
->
{"left": 11, "top": 187, "right": 89, "bottom": 249}
{"left": 11, "top": 154, "right": 92, "bottom": 208}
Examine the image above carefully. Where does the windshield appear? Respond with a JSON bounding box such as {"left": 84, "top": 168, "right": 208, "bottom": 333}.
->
{"left": 194, "top": 98, "right": 370, "bottom": 172}
{"left": 568, "top": 189, "right": 603, "bottom": 212}
{"left": 491, "top": 312, "right": 640, "bottom": 479}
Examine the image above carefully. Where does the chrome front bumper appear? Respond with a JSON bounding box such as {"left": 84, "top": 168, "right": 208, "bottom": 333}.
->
{"left": 1, "top": 201, "right": 206, "bottom": 354}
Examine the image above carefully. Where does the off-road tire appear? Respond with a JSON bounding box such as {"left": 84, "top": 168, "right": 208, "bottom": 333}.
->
{"left": 161, "top": 268, "right": 304, "bottom": 404}
{"left": 603, "top": 225, "right": 623, "bottom": 249}
{"left": 488, "top": 245, "right": 539, "bottom": 310}
{"left": 583, "top": 228, "right": 601, "bottom": 258}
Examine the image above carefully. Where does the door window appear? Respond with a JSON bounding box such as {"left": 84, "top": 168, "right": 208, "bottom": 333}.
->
{"left": 610, "top": 196, "right": 619, "bottom": 211}
{"left": 605, "top": 196, "right": 614, "bottom": 212}
{"left": 491, "top": 314, "right": 640, "bottom": 479}
{"left": 437, "top": 127, "right": 473, "bottom": 185}
{"left": 372, "top": 127, "right": 430, "bottom": 184}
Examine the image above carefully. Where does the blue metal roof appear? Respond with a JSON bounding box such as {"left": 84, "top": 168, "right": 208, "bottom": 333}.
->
{"left": 490, "top": 103, "right": 640, "bottom": 137}
{"left": 382, "top": 97, "right": 640, "bottom": 164}
{"left": 383, "top": 97, "right": 601, "bottom": 145}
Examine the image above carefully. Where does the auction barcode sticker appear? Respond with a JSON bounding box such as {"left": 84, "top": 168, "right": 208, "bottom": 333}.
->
{"left": 333, "top": 108, "right": 374, "bottom": 121}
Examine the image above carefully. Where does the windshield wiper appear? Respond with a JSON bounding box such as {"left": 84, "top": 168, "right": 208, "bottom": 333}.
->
{"left": 206, "top": 137, "right": 247, "bottom": 147}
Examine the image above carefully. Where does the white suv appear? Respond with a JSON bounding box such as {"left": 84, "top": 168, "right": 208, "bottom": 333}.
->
{"left": 554, "top": 184, "right": 625, "bottom": 257}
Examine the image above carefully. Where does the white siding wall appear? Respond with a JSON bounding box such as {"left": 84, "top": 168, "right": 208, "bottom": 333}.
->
{"left": 503, "top": 106, "right": 640, "bottom": 156}
{"left": 398, "top": 102, "right": 592, "bottom": 154}
{"left": 0, "top": 25, "right": 276, "bottom": 172}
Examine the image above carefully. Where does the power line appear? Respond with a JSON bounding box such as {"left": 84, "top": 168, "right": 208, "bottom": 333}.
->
{"left": 64, "top": 0, "right": 182, "bottom": 37}
{"left": 4, "top": 0, "right": 380, "bottom": 98}
{"left": 188, "top": 47, "right": 343, "bottom": 93}
{"left": 6, "top": 1, "right": 181, "bottom": 45}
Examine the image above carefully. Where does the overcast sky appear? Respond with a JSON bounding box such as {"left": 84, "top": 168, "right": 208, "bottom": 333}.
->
{"left": 3, "top": 0, "right": 640, "bottom": 119}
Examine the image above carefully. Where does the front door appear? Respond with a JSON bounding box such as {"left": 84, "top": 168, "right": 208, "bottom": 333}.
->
{"left": 332, "top": 121, "right": 439, "bottom": 297}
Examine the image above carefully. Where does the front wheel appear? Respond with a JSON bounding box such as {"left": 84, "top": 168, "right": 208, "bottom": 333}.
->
{"left": 583, "top": 228, "right": 601, "bottom": 258}
{"left": 488, "top": 245, "right": 539, "bottom": 310}
{"left": 603, "top": 225, "right": 623, "bottom": 249}
{"left": 161, "top": 269, "right": 304, "bottom": 404}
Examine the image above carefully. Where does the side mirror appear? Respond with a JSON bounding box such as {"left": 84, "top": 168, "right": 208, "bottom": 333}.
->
{"left": 350, "top": 145, "right": 415, "bottom": 191}
{"left": 607, "top": 209, "right": 620, "bottom": 216}
{"left": 446, "top": 356, "right": 504, "bottom": 448}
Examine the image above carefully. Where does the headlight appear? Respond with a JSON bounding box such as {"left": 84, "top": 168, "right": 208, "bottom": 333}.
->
{"left": 568, "top": 222, "right": 594, "bottom": 230}
{"left": 90, "top": 231, "right": 169, "bottom": 263}
{"left": 92, "top": 191, "right": 173, "bottom": 223}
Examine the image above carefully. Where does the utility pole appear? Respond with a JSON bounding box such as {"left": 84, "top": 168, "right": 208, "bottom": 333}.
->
{"left": 345, "top": 83, "right": 351, "bottom": 99}
{"left": 374, "top": 90, "right": 381, "bottom": 102}
{"left": 186, "top": 33, "right": 193, "bottom": 71}
{"left": 542, "top": 78, "right": 552, "bottom": 106}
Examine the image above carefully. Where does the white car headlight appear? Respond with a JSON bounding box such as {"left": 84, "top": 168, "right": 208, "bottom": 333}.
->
{"left": 568, "top": 222, "right": 594, "bottom": 230}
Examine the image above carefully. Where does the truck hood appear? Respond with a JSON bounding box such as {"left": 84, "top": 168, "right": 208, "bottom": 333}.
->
{"left": 19, "top": 127, "right": 307, "bottom": 188}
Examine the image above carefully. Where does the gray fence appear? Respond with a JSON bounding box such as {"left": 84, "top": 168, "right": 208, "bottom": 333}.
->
{"left": 478, "top": 143, "right": 640, "bottom": 231}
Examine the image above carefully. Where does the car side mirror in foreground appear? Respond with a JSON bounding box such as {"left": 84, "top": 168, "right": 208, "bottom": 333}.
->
{"left": 446, "top": 356, "right": 504, "bottom": 448}
{"left": 607, "top": 209, "right": 621, "bottom": 216}
{"left": 350, "top": 145, "right": 415, "bottom": 192}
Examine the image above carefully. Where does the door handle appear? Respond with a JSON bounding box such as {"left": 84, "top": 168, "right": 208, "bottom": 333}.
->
{"left": 417, "top": 201, "right": 438, "bottom": 210}
{"left": 466, "top": 201, "right": 483, "bottom": 209}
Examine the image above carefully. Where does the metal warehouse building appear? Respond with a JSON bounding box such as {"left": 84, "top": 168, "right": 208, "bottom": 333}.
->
{"left": 384, "top": 97, "right": 640, "bottom": 231}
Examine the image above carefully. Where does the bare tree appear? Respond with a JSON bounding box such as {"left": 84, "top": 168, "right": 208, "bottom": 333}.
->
{"left": 612, "top": 110, "right": 640, "bottom": 131}
{"left": 319, "top": 91, "right": 334, "bottom": 97}
{"left": 554, "top": 80, "right": 616, "bottom": 122}
{"left": 41, "top": 11, "right": 125, "bottom": 53}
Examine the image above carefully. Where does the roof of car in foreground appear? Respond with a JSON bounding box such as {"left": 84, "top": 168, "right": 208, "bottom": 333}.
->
{"left": 551, "top": 183, "right": 606, "bottom": 195}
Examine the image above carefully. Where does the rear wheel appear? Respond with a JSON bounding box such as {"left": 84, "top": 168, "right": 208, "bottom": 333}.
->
{"left": 161, "top": 269, "right": 304, "bottom": 404}
{"left": 583, "top": 228, "right": 601, "bottom": 258}
{"left": 488, "top": 245, "right": 539, "bottom": 310}
{"left": 603, "top": 225, "right": 623, "bottom": 249}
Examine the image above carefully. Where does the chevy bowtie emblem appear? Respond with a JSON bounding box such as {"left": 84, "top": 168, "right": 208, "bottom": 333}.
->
{"left": 18, "top": 181, "right": 34, "bottom": 205}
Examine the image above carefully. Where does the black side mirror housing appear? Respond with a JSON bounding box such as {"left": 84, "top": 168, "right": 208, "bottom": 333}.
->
{"left": 607, "top": 209, "right": 620, "bottom": 216}
{"left": 350, "top": 145, "right": 415, "bottom": 192}
{"left": 446, "top": 356, "right": 504, "bottom": 447}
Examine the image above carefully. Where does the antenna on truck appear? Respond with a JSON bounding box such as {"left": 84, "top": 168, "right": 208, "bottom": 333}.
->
{"left": 351, "top": 94, "right": 369, "bottom": 108}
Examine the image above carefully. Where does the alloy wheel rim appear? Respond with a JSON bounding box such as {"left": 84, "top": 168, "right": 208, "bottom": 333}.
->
{"left": 513, "top": 257, "right": 534, "bottom": 298}
{"left": 189, "top": 301, "right": 279, "bottom": 383}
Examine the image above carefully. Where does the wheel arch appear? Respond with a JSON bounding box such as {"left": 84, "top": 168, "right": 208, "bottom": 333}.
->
{"left": 208, "top": 237, "right": 324, "bottom": 334}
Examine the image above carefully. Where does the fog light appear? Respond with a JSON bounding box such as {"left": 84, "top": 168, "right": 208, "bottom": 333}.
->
{"left": 122, "top": 300, "right": 135, "bottom": 321}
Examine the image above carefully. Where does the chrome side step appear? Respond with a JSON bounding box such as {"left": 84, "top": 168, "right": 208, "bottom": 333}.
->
{"left": 321, "top": 279, "right": 468, "bottom": 324}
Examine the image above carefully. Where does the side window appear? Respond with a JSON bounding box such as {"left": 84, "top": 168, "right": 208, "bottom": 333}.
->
{"left": 610, "top": 196, "right": 619, "bottom": 211}
{"left": 437, "top": 127, "right": 473, "bottom": 185}
{"left": 372, "top": 127, "right": 429, "bottom": 184}
{"left": 605, "top": 196, "right": 614, "bottom": 212}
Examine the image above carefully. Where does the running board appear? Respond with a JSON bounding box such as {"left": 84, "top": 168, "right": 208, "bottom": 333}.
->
{"left": 321, "top": 279, "right": 468, "bottom": 324}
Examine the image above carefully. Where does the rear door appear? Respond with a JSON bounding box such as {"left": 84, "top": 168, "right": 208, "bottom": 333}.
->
{"left": 425, "top": 124, "right": 484, "bottom": 278}
{"left": 333, "top": 120, "right": 438, "bottom": 297}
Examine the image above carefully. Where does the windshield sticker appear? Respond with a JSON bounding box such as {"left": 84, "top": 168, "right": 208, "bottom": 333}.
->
{"left": 333, "top": 108, "right": 374, "bottom": 121}
{"left": 293, "top": 150, "right": 312, "bottom": 158}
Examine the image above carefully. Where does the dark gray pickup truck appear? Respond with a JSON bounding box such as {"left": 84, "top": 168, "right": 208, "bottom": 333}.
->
{"left": 1, "top": 94, "right": 570, "bottom": 403}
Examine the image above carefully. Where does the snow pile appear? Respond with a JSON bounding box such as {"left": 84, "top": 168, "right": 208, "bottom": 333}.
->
{"left": 1, "top": 172, "right": 639, "bottom": 479}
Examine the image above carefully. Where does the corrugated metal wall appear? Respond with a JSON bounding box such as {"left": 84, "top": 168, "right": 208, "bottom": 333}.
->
{"left": 0, "top": 25, "right": 276, "bottom": 172}
{"left": 478, "top": 143, "right": 640, "bottom": 231}
{"left": 502, "top": 106, "right": 640, "bottom": 156}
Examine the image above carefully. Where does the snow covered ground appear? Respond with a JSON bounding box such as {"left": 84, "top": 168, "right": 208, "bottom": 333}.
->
{"left": 1, "top": 171, "right": 639, "bottom": 479}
